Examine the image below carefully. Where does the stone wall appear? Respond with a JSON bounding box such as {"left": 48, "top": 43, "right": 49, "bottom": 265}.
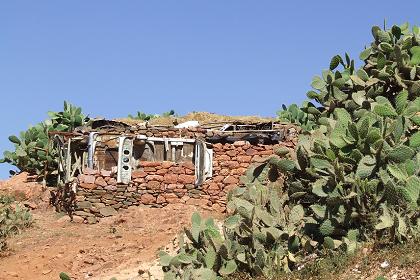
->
{"left": 73, "top": 138, "right": 296, "bottom": 223}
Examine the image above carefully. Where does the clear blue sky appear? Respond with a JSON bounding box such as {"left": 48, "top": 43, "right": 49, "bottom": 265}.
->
{"left": 0, "top": 1, "right": 418, "bottom": 178}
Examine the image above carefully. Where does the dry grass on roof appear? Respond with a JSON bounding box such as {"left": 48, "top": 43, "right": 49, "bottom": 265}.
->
{"left": 116, "top": 112, "right": 275, "bottom": 127}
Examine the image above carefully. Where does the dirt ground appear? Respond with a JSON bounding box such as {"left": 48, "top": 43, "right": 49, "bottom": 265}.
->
{"left": 0, "top": 173, "right": 223, "bottom": 280}
{"left": 0, "top": 203, "right": 208, "bottom": 280}
{"left": 1, "top": 174, "right": 418, "bottom": 280}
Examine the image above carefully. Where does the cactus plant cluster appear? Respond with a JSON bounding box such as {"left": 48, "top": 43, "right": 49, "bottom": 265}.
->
{"left": 161, "top": 23, "right": 419, "bottom": 279}
{"left": 281, "top": 22, "right": 420, "bottom": 245}
{"left": 160, "top": 164, "right": 307, "bottom": 279}
{"left": 128, "top": 109, "right": 177, "bottom": 121}
{"left": 159, "top": 213, "right": 229, "bottom": 279}
{"left": 277, "top": 103, "right": 318, "bottom": 132}
{"left": 0, "top": 195, "right": 32, "bottom": 251}
{"left": 0, "top": 101, "right": 87, "bottom": 181}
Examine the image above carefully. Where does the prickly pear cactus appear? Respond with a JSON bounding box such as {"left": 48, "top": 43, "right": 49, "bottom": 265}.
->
{"left": 162, "top": 23, "right": 420, "bottom": 279}
{"left": 1, "top": 101, "right": 87, "bottom": 182}
{"left": 282, "top": 22, "right": 420, "bottom": 245}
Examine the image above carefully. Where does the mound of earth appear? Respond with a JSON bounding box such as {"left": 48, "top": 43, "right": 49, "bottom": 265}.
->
{"left": 0, "top": 202, "right": 219, "bottom": 280}
{"left": 0, "top": 172, "right": 50, "bottom": 209}
{"left": 117, "top": 111, "right": 275, "bottom": 127}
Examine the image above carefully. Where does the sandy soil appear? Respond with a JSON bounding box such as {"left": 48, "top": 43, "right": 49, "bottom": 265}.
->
{"left": 0, "top": 203, "right": 204, "bottom": 280}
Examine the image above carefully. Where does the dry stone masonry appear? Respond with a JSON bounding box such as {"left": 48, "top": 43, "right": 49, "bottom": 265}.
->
{"left": 52, "top": 119, "right": 298, "bottom": 223}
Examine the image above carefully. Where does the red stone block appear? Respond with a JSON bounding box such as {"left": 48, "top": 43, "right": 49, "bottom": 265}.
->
{"left": 145, "top": 175, "right": 164, "bottom": 182}
{"left": 233, "top": 141, "right": 247, "bottom": 147}
{"left": 132, "top": 170, "right": 147, "bottom": 178}
{"left": 133, "top": 178, "right": 145, "bottom": 183}
{"left": 95, "top": 177, "right": 107, "bottom": 187}
{"left": 245, "top": 148, "right": 258, "bottom": 156}
{"left": 178, "top": 174, "right": 195, "bottom": 184}
{"left": 213, "top": 143, "right": 223, "bottom": 151}
{"left": 141, "top": 161, "right": 161, "bottom": 167}
{"left": 237, "top": 155, "right": 252, "bottom": 163}
{"left": 223, "top": 176, "right": 239, "bottom": 185}
{"left": 80, "top": 174, "right": 96, "bottom": 184}
{"left": 164, "top": 174, "right": 178, "bottom": 184}
{"left": 217, "top": 155, "right": 230, "bottom": 161}
{"left": 212, "top": 176, "right": 225, "bottom": 183}
{"left": 181, "top": 162, "right": 195, "bottom": 170}
{"left": 79, "top": 183, "right": 97, "bottom": 190}
{"left": 108, "top": 178, "right": 117, "bottom": 186}
{"left": 140, "top": 193, "right": 156, "bottom": 204}
{"left": 100, "top": 170, "right": 112, "bottom": 177}
{"left": 169, "top": 167, "right": 185, "bottom": 174}
{"left": 156, "top": 169, "right": 168, "bottom": 175}
{"left": 226, "top": 150, "right": 237, "bottom": 157}
{"left": 259, "top": 150, "right": 274, "bottom": 155}
{"left": 220, "top": 169, "right": 230, "bottom": 176}
{"left": 231, "top": 167, "right": 247, "bottom": 175}
{"left": 161, "top": 161, "right": 174, "bottom": 169}
{"left": 147, "top": 181, "right": 161, "bottom": 190}
{"left": 156, "top": 195, "right": 166, "bottom": 203}
{"left": 83, "top": 167, "right": 99, "bottom": 175}
{"left": 163, "top": 193, "right": 181, "bottom": 204}
{"left": 143, "top": 167, "right": 157, "bottom": 172}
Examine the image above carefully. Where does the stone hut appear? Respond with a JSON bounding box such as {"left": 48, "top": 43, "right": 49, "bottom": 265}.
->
{"left": 51, "top": 118, "right": 298, "bottom": 223}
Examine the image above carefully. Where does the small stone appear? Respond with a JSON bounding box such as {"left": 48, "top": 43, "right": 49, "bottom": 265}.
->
{"left": 108, "top": 178, "right": 117, "bottom": 186}
{"left": 42, "top": 269, "right": 52, "bottom": 275}
{"left": 147, "top": 181, "right": 161, "bottom": 190}
{"left": 23, "top": 201, "right": 37, "bottom": 210}
{"left": 7, "top": 271, "right": 18, "bottom": 277}
{"left": 237, "top": 155, "right": 252, "bottom": 163}
{"left": 145, "top": 175, "right": 164, "bottom": 182}
{"left": 140, "top": 193, "right": 156, "bottom": 204}
{"left": 73, "top": 210, "right": 93, "bottom": 217}
{"left": 164, "top": 174, "right": 178, "bottom": 184}
{"left": 212, "top": 176, "right": 224, "bottom": 183}
{"left": 156, "top": 195, "right": 166, "bottom": 203}
{"left": 86, "top": 216, "right": 98, "bottom": 224}
{"left": 181, "top": 162, "right": 194, "bottom": 170}
{"left": 168, "top": 166, "right": 185, "bottom": 174}
{"left": 185, "top": 184, "right": 195, "bottom": 190}
{"left": 57, "top": 215, "right": 71, "bottom": 223}
{"left": 104, "top": 185, "right": 118, "bottom": 191}
{"left": 161, "top": 161, "right": 174, "bottom": 169}
{"left": 233, "top": 141, "right": 248, "bottom": 146}
{"left": 141, "top": 161, "right": 161, "bottom": 167}
{"left": 245, "top": 148, "right": 258, "bottom": 156}
{"left": 92, "top": 202, "right": 105, "bottom": 208}
{"left": 178, "top": 174, "right": 195, "bottom": 184}
{"left": 218, "top": 155, "right": 230, "bottom": 161}
{"left": 81, "top": 174, "right": 96, "bottom": 184}
{"left": 211, "top": 203, "right": 224, "bottom": 212}
{"left": 132, "top": 170, "right": 147, "bottom": 178}
{"left": 100, "top": 170, "right": 112, "bottom": 177}
{"left": 143, "top": 167, "right": 156, "bottom": 172}
{"left": 156, "top": 169, "right": 168, "bottom": 175}
{"left": 95, "top": 177, "right": 107, "bottom": 187}
{"left": 226, "top": 150, "right": 237, "bottom": 157}
{"left": 99, "top": 206, "right": 118, "bottom": 217}
{"left": 223, "top": 176, "right": 239, "bottom": 184}
{"left": 220, "top": 169, "right": 230, "bottom": 176}
{"left": 76, "top": 201, "right": 92, "bottom": 209}
{"left": 72, "top": 216, "right": 85, "bottom": 223}
{"left": 79, "top": 183, "right": 97, "bottom": 190}
{"left": 83, "top": 167, "right": 98, "bottom": 175}
{"left": 380, "top": 260, "right": 390, "bottom": 268}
